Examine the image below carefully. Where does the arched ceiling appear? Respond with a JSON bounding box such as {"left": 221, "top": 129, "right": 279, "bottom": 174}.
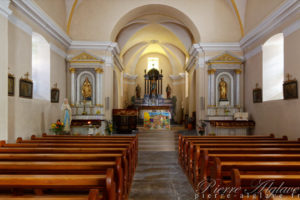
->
{"left": 115, "top": 14, "right": 191, "bottom": 74}
{"left": 64, "top": 0, "right": 247, "bottom": 37}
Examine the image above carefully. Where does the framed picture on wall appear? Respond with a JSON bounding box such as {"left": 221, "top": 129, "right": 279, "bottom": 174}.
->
{"left": 51, "top": 88, "right": 60, "bottom": 103}
{"left": 253, "top": 88, "right": 262, "bottom": 103}
{"left": 283, "top": 80, "right": 298, "bottom": 100}
{"left": 8, "top": 74, "right": 15, "bottom": 96}
{"left": 19, "top": 78, "right": 33, "bottom": 99}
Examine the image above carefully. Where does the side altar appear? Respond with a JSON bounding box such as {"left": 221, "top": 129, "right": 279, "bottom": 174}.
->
{"left": 67, "top": 52, "right": 106, "bottom": 135}
{"left": 203, "top": 52, "right": 255, "bottom": 136}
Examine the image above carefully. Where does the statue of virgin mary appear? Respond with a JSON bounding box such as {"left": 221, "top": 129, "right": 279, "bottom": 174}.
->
{"left": 61, "top": 98, "right": 72, "bottom": 133}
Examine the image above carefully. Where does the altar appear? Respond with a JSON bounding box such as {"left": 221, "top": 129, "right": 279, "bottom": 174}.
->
{"left": 203, "top": 52, "right": 255, "bottom": 135}
{"left": 67, "top": 52, "right": 106, "bottom": 135}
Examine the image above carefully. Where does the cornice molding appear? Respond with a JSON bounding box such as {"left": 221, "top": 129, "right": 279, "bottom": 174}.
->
{"left": 0, "top": 0, "right": 12, "bottom": 18}
{"left": 8, "top": 14, "right": 32, "bottom": 35}
{"left": 283, "top": 19, "right": 300, "bottom": 37}
{"left": 240, "top": 0, "right": 300, "bottom": 49}
{"left": 50, "top": 43, "right": 67, "bottom": 58}
{"left": 70, "top": 41, "right": 120, "bottom": 52}
{"left": 169, "top": 73, "right": 185, "bottom": 81}
{"left": 123, "top": 73, "right": 138, "bottom": 80}
{"left": 199, "top": 42, "right": 242, "bottom": 52}
{"left": 11, "top": 0, "right": 71, "bottom": 47}
{"left": 244, "top": 45, "right": 262, "bottom": 60}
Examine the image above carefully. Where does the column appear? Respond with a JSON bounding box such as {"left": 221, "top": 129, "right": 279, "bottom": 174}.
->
{"left": 207, "top": 69, "right": 211, "bottom": 106}
{"left": 235, "top": 69, "right": 242, "bottom": 107}
{"left": 69, "top": 68, "right": 76, "bottom": 106}
{"left": 209, "top": 69, "right": 216, "bottom": 106}
{"left": 0, "top": 0, "right": 11, "bottom": 141}
{"left": 95, "top": 68, "right": 103, "bottom": 106}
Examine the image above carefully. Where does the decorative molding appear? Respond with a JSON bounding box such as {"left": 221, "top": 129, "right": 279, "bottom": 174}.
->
{"left": 207, "top": 51, "right": 244, "bottom": 65}
{"left": 70, "top": 41, "right": 120, "bottom": 52}
{"left": 123, "top": 73, "right": 138, "bottom": 80}
{"left": 197, "top": 43, "right": 242, "bottom": 52}
{"left": 11, "top": 0, "right": 71, "bottom": 47}
{"left": 240, "top": 0, "right": 299, "bottom": 49}
{"left": 124, "top": 80, "right": 136, "bottom": 85}
{"left": 8, "top": 14, "right": 32, "bottom": 35}
{"left": 169, "top": 73, "right": 185, "bottom": 80}
{"left": 283, "top": 19, "right": 300, "bottom": 37}
{"left": 0, "top": 0, "right": 12, "bottom": 18}
{"left": 244, "top": 45, "right": 262, "bottom": 60}
{"left": 68, "top": 52, "right": 104, "bottom": 64}
{"left": 50, "top": 43, "right": 67, "bottom": 58}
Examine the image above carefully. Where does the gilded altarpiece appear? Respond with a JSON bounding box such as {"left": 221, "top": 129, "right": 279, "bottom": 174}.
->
{"left": 67, "top": 52, "right": 105, "bottom": 135}
{"left": 205, "top": 52, "right": 253, "bottom": 135}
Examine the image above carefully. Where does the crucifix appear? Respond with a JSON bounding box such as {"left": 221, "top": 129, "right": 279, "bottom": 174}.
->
{"left": 255, "top": 83, "right": 259, "bottom": 89}
{"left": 286, "top": 73, "right": 292, "bottom": 81}
{"left": 24, "top": 72, "right": 30, "bottom": 80}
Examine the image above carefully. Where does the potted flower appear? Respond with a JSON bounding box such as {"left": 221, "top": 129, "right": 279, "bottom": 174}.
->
{"left": 50, "top": 120, "right": 65, "bottom": 135}
{"left": 105, "top": 120, "right": 113, "bottom": 135}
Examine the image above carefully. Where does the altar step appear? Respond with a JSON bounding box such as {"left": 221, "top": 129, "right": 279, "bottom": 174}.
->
{"left": 137, "top": 130, "right": 178, "bottom": 152}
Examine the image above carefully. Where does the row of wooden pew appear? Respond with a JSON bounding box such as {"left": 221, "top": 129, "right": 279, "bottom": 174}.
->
{"left": 0, "top": 133, "right": 138, "bottom": 200}
{"left": 178, "top": 134, "right": 300, "bottom": 200}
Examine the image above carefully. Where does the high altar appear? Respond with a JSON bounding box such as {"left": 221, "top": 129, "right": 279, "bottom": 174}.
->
{"left": 204, "top": 52, "right": 255, "bottom": 135}
{"left": 133, "top": 68, "right": 175, "bottom": 124}
{"left": 67, "top": 52, "right": 105, "bottom": 135}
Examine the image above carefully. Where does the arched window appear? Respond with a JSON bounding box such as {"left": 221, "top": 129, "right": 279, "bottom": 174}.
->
{"left": 263, "top": 33, "right": 284, "bottom": 101}
{"left": 32, "top": 32, "right": 50, "bottom": 100}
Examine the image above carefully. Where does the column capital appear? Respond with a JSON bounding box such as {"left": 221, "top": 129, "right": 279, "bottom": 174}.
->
{"left": 69, "top": 68, "right": 76, "bottom": 73}
{"left": 0, "top": 0, "right": 12, "bottom": 18}
{"left": 235, "top": 69, "right": 242, "bottom": 74}
{"left": 207, "top": 69, "right": 216, "bottom": 74}
{"left": 95, "top": 68, "right": 104, "bottom": 74}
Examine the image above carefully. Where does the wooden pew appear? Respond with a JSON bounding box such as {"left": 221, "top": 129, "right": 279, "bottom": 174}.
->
{"left": 197, "top": 150, "right": 300, "bottom": 188}
{"left": 0, "top": 169, "right": 116, "bottom": 200}
{"left": 231, "top": 169, "right": 300, "bottom": 200}
{"left": 33, "top": 135, "right": 138, "bottom": 162}
{"left": 209, "top": 159, "right": 300, "bottom": 200}
{"left": 179, "top": 136, "right": 288, "bottom": 167}
{"left": 18, "top": 137, "right": 137, "bottom": 169}
{"left": 0, "top": 159, "right": 123, "bottom": 200}
{"left": 186, "top": 142, "right": 300, "bottom": 179}
{"left": 192, "top": 147, "right": 300, "bottom": 188}
{"left": 178, "top": 134, "right": 275, "bottom": 158}
{"left": 0, "top": 146, "right": 133, "bottom": 191}
{"left": 15, "top": 138, "right": 136, "bottom": 177}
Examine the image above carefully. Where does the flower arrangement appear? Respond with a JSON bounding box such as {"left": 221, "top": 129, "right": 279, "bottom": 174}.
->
{"left": 50, "top": 120, "right": 64, "bottom": 135}
{"left": 105, "top": 120, "right": 113, "bottom": 135}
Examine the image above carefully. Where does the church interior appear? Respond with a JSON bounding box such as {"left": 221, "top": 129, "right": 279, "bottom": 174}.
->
{"left": 0, "top": 0, "right": 300, "bottom": 199}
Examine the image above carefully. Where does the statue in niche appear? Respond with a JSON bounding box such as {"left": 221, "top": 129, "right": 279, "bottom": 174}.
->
{"left": 136, "top": 84, "right": 141, "bottom": 99}
{"left": 166, "top": 84, "right": 171, "bottom": 99}
{"left": 82, "top": 77, "right": 92, "bottom": 101}
{"left": 150, "top": 80, "right": 157, "bottom": 97}
{"left": 61, "top": 98, "right": 72, "bottom": 133}
{"left": 219, "top": 78, "right": 228, "bottom": 101}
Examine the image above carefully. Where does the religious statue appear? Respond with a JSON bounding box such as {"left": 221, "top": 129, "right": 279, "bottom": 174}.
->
{"left": 82, "top": 77, "right": 92, "bottom": 100}
{"left": 136, "top": 84, "right": 141, "bottom": 99}
{"left": 61, "top": 98, "right": 72, "bottom": 133}
{"left": 219, "top": 78, "right": 228, "bottom": 101}
{"left": 166, "top": 84, "right": 171, "bottom": 99}
{"left": 150, "top": 80, "right": 157, "bottom": 97}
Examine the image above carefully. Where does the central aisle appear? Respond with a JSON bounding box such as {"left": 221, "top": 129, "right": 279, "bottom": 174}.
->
{"left": 129, "top": 129, "right": 195, "bottom": 200}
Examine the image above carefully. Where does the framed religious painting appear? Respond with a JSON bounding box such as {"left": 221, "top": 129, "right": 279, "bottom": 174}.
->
{"left": 283, "top": 80, "right": 298, "bottom": 100}
{"left": 253, "top": 88, "right": 262, "bottom": 103}
{"left": 51, "top": 88, "right": 60, "bottom": 103}
{"left": 19, "top": 78, "right": 33, "bottom": 99}
{"left": 8, "top": 74, "right": 15, "bottom": 96}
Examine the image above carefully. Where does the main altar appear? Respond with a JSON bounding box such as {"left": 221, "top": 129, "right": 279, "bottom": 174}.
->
{"left": 132, "top": 68, "right": 176, "bottom": 125}
{"left": 67, "top": 52, "right": 106, "bottom": 135}
{"left": 204, "top": 52, "right": 255, "bottom": 135}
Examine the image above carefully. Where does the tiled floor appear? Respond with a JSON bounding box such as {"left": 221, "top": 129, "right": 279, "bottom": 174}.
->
{"left": 129, "top": 128, "right": 195, "bottom": 200}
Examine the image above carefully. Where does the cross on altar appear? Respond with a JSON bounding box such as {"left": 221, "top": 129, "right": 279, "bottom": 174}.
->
{"left": 24, "top": 72, "right": 30, "bottom": 79}
{"left": 286, "top": 73, "right": 292, "bottom": 81}
{"left": 256, "top": 83, "right": 259, "bottom": 89}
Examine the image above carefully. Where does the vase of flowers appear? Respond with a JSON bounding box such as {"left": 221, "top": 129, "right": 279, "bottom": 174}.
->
{"left": 50, "top": 120, "right": 65, "bottom": 135}
{"left": 105, "top": 120, "right": 113, "bottom": 135}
